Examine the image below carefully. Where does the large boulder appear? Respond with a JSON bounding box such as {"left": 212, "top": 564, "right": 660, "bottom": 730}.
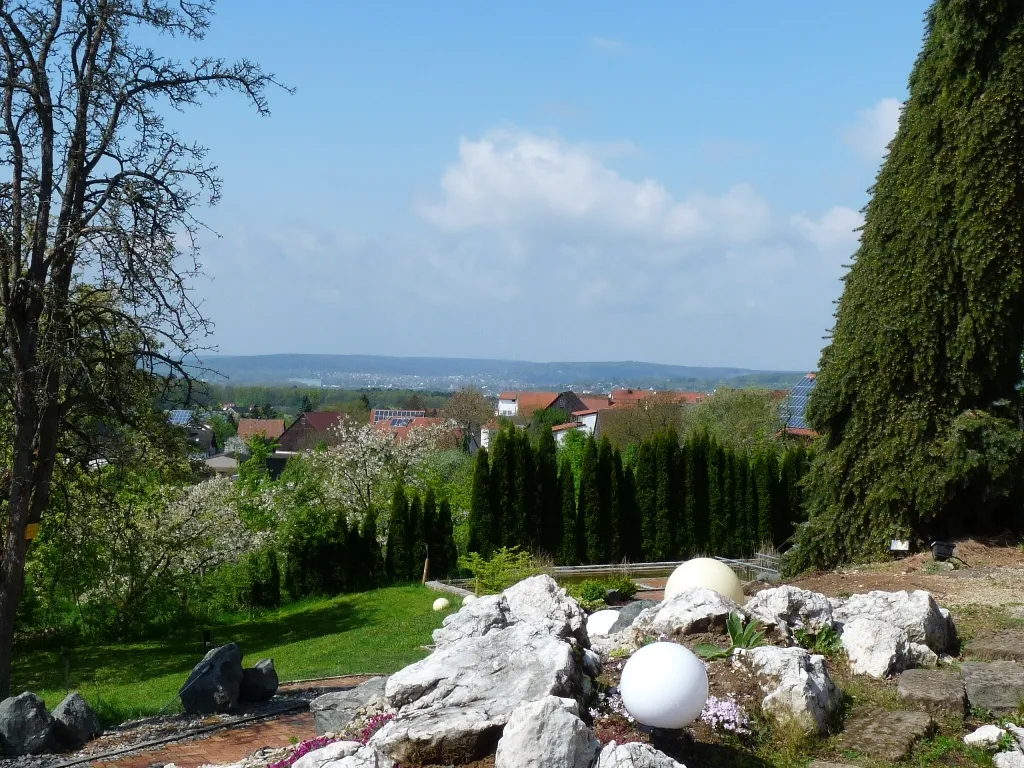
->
{"left": 240, "top": 658, "right": 279, "bottom": 703}
{"left": 833, "top": 591, "right": 953, "bottom": 653}
{"left": 494, "top": 696, "right": 600, "bottom": 768}
{"left": 631, "top": 588, "right": 741, "bottom": 641}
{"left": 737, "top": 646, "right": 841, "bottom": 734}
{"left": 503, "top": 575, "right": 589, "bottom": 647}
{"left": 52, "top": 692, "right": 102, "bottom": 749}
{"left": 432, "top": 575, "right": 589, "bottom": 650}
{"left": 293, "top": 740, "right": 363, "bottom": 768}
{"left": 311, "top": 677, "right": 389, "bottom": 736}
{"left": 179, "top": 642, "right": 244, "bottom": 714}
{"left": 609, "top": 600, "right": 658, "bottom": 634}
{"left": 0, "top": 692, "right": 56, "bottom": 756}
{"left": 371, "top": 622, "right": 582, "bottom": 764}
{"left": 595, "top": 741, "right": 686, "bottom": 767}
{"left": 840, "top": 617, "right": 910, "bottom": 678}
{"left": 745, "top": 586, "right": 835, "bottom": 634}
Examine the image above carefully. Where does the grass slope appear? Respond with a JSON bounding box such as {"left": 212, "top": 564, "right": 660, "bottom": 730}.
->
{"left": 12, "top": 585, "right": 452, "bottom": 725}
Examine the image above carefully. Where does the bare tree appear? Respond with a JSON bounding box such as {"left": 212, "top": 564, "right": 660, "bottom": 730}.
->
{"left": 439, "top": 387, "right": 494, "bottom": 447}
{"left": 0, "top": 0, "right": 286, "bottom": 695}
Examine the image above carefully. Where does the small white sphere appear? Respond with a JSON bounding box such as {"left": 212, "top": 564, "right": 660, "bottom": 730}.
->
{"left": 620, "top": 642, "right": 709, "bottom": 729}
{"left": 586, "top": 609, "right": 621, "bottom": 637}
{"left": 462, "top": 594, "right": 477, "bottom": 606}
{"left": 664, "top": 558, "right": 745, "bottom": 605}
{"left": 432, "top": 597, "right": 450, "bottom": 611}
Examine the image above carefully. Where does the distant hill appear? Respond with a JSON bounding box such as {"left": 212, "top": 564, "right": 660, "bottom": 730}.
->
{"left": 194, "top": 354, "right": 807, "bottom": 393}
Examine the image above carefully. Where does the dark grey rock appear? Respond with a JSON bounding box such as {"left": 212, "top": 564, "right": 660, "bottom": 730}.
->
{"left": 609, "top": 600, "right": 657, "bottom": 634}
{"left": 839, "top": 708, "right": 935, "bottom": 762}
{"left": 962, "top": 660, "right": 1024, "bottom": 715}
{"left": 896, "top": 669, "right": 967, "bottom": 716}
{"left": 0, "top": 692, "right": 56, "bottom": 756}
{"left": 51, "top": 692, "right": 102, "bottom": 749}
{"left": 240, "top": 658, "right": 278, "bottom": 703}
{"left": 311, "top": 677, "right": 388, "bottom": 736}
{"left": 968, "top": 630, "right": 1024, "bottom": 663}
{"left": 179, "top": 642, "right": 244, "bottom": 714}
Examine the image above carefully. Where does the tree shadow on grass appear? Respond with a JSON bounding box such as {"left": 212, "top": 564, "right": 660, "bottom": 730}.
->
{"left": 13, "top": 597, "right": 369, "bottom": 696}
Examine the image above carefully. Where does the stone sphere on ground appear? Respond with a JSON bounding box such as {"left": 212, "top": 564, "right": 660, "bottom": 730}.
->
{"left": 620, "top": 642, "right": 709, "bottom": 729}
{"left": 432, "top": 597, "right": 450, "bottom": 611}
{"left": 462, "top": 594, "right": 477, "bottom": 606}
{"left": 664, "top": 557, "right": 745, "bottom": 605}
{"left": 586, "top": 609, "right": 621, "bottom": 637}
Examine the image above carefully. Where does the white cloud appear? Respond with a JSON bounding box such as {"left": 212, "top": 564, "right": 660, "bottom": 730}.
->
{"left": 843, "top": 97, "right": 902, "bottom": 163}
{"left": 589, "top": 36, "right": 630, "bottom": 54}
{"left": 416, "top": 131, "right": 773, "bottom": 246}
{"left": 791, "top": 206, "right": 863, "bottom": 252}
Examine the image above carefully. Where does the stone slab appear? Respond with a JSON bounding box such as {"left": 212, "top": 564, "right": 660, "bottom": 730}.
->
{"left": 968, "top": 630, "right": 1024, "bottom": 663}
{"left": 961, "top": 661, "right": 1024, "bottom": 716}
{"left": 839, "top": 709, "right": 935, "bottom": 763}
{"left": 896, "top": 668, "right": 968, "bottom": 716}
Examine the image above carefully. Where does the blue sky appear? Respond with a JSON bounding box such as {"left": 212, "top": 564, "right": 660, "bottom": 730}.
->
{"left": 173, "top": 1, "right": 930, "bottom": 370}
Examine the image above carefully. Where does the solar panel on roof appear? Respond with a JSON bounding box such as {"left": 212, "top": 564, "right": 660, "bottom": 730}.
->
{"left": 168, "top": 409, "right": 194, "bottom": 426}
{"left": 391, "top": 417, "right": 411, "bottom": 427}
{"left": 783, "top": 375, "right": 816, "bottom": 430}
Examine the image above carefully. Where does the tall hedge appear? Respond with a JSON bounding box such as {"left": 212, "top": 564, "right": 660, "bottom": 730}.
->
{"left": 794, "top": 1, "right": 1024, "bottom": 569}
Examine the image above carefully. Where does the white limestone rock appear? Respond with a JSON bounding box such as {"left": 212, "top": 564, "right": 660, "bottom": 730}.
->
{"left": 833, "top": 590, "right": 953, "bottom": 653}
{"left": 737, "top": 646, "right": 841, "bottom": 734}
{"left": 372, "top": 622, "right": 582, "bottom": 765}
{"left": 744, "top": 586, "right": 835, "bottom": 634}
{"left": 994, "top": 752, "right": 1024, "bottom": 768}
{"left": 908, "top": 642, "right": 939, "bottom": 668}
{"left": 431, "top": 594, "right": 513, "bottom": 649}
{"left": 292, "top": 740, "right": 362, "bottom": 768}
{"left": 504, "top": 575, "right": 589, "bottom": 647}
{"left": 1005, "top": 723, "right": 1024, "bottom": 751}
{"left": 631, "top": 587, "right": 741, "bottom": 640}
{"left": 840, "top": 617, "right": 910, "bottom": 678}
{"left": 595, "top": 741, "right": 687, "bottom": 768}
{"left": 494, "top": 696, "right": 600, "bottom": 768}
{"left": 964, "top": 724, "right": 1007, "bottom": 750}
{"left": 327, "top": 746, "right": 396, "bottom": 767}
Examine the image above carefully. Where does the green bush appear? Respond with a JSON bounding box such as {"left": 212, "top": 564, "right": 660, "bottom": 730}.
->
{"left": 457, "top": 547, "right": 542, "bottom": 595}
{"left": 578, "top": 580, "right": 608, "bottom": 603}
{"left": 606, "top": 575, "right": 637, "bottom": 599}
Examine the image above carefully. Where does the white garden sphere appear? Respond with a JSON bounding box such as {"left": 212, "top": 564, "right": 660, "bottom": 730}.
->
{"left": 432, "top": 597, "right": 450, "bottom": 611}
{"left": 620, "top": 642, "right": 709, "bottom": 729}
{"left": 586, "top": 609, "right": 621, "bottom": 637}
{"left": 462, "top": 595, "right": 477, "bottom": 606}
{"left": 664, "top": 557, "right": 745, "bottom": 605}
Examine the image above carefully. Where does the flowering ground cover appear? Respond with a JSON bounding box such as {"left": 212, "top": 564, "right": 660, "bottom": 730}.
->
{"left": 11, "top": 585, "right": 453, "bottom": 725}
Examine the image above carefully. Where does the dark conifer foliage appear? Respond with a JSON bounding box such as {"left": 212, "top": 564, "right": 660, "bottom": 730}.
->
{"left": 467, "top": 447, "right": 493, "bottom": 557}
{"left": 794, "top": 1, "right": 1024, "bottom": 568}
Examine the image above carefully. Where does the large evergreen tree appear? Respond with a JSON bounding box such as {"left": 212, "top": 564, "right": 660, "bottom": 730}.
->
{"left": 489, "top": 428, "right": 515, "bottom": 551}
{"left": 434, "top": 499, "right": 459, "bottom": 579}
{"left": 385, "top": 486, "right": 410, "bottom": 583}
{"left": 634, "top": 441, "right": 658, "bottom": 559}
{"left": 686, "top": 432, "right": 710, "bottom": 554}
{"left": 794, "top": 1, "right": 1024, "bottom": 568}
{"left": 580, "top": 436, "right": 602, "bottom": 564}
{"left": 420, "top": 489, "right": 438, "bottom": 579}
{"left": 512, "top": 430, "right": 537, "bottom": 550}
{"left": 467, "top": 447, "right": 493, "bottom": 556}
{"left": 406, "top": 491, "right": 424, "bottom": 582}
{"left": 536, "top": 427, "right": 563, "bottom": 556}
{"left": 596, "top": 437, "right": 616, "bottom": 563}
{"left": 558, "top": 458, "right": 581, "bottom": 565}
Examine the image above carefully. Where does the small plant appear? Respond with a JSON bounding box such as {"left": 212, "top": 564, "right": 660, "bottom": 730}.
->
{"left": 695, "top": 613, "right": 766, "bottom": 660}
{"left": 970, "top": 704, "right": 995, "bottom": 722}
{"left": 700, "top": 695, "right": 751, "bottom": 735}
{"left": 794, "top": 625, "right": 843, "bottom": 656}
{"left": 609, "top": 647, "right": 631, "bottom": 659}
{"left": 606, "top": 575, "right": 637, "bottom": 599}
{"left": 579, "top": 580, "right": 608, "bottom": 603}
{"left": 288, "top": 736, "right": 299, "bottom": 745}
{"left": 998, "top": 731, "right": 1017, "bottom": 752}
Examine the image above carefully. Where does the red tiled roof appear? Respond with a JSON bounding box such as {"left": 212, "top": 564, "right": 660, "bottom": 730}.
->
{"left": 579, "top": 395, "right": 613, "bottom": 411}
{"left": 608, "top": 389, "right": 705, "bottom": 406}
{"left": 299, "top": 411, "right": 343, "bottom": 431}
{"left": 237, "top": 418, "right": 286, "bottom": 440}
{"left": 498, "top": 391, "right": 559, "bottom": 414}
{"left": 572, "top": 409, "right": 599, "bottom": 416}
{"left": 786, "top": 426, "right": 818, "bottom": 438}
{"left": 552, "top": 422, "right": 586, "bottom": 432}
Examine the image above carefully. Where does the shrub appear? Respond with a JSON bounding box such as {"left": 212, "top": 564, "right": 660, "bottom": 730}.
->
{"left": 457, "top": 547, "right": 541, "bottom": 595}
{"left": 606, "top": 575, "right": 637, "bottom": 599}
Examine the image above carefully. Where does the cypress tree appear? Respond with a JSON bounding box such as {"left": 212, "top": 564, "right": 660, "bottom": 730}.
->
{"left": 406, "top": 491, "right": 423, "bottom": 582}
{"left": 753, "top": 450, "right": 773, "bottom": 549}
{"left": 361, "top": 510, "right": 382, "bottom": 589}
{"left": 489, "top": 428, "right": 514, "bottom": 551}
{"left": 610, "top": 448, "right": 626, "bottom": 562}
{"left": 420, "top": 488, "right": 438, "bottom": 579}
{"left": 434, "top": 499, "right": 459, "bottom": 579}
{"left": 536, "top": 426, "right": 562, "bottom": 557}
{"left": 675, "top": 437, "right": 691, "bottom": 558}
{"left": 580, "top": 436, "right": 601, "bottom": 564}
{"left": 634, "top": 440, "right": 658, "bottom": 559}
{"left": 744, "top": 457, "right": 761, "bottom": 554}
{"left": 653, "top": 431, "right": 676, "bottom": 560}
{"left": 733, "top": 454, "right": 750, "bottom": 557}
{"left": 619, "top": 464, "right": 643, "bottom": 562}
{"left": 467, "top": 447, "right": 493, "bottom": 556}
{"left": 596, "top": 436, "right": 616, "bottom": 563}
{"left": 686, "top": 432, "right": 710, "bottom": 554}
{"left": 512, "top": 430, "right": 537, "bottom": 550}
{"left": 384, "top": 485, "right": 409, "bottom": 583}
{"left": 795, "top": 1, "right": 1024, "bottom": 568}
{"left": 708, "top": 441, "right": 728, "bottom": 555}
{"left": 558, "top": 458, "right": 580, "bottom": 565}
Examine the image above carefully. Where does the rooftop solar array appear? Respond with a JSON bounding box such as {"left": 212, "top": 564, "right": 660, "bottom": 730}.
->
{"left": 784, "top": 374, "right": 816, "bottom": 430}
{"left": 390, "top": 417, "right": 412, "bottom": 427}
{"left": 168, "top": 409, "right": 194, "bottom": 426}
{"left": 373, "top": 408, "right": 426, "bottom": 423}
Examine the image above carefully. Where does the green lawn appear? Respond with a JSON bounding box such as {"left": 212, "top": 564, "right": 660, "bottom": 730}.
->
{"left": 12, "top": 585, "right": 453, "bottom": 725}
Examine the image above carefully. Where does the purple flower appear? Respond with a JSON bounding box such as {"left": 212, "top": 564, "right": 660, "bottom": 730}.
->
{"left": 700, "top": 696, "right": 751, "bottom": 735}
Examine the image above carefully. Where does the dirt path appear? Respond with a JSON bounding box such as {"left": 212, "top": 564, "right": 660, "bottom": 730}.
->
{"left": 90, "top": 675, "right": 374, "bottom": 768}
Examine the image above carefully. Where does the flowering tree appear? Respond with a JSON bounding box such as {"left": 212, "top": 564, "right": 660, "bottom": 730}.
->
{"left": 261, "top": 418, "right": 459, "bottom": 534}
